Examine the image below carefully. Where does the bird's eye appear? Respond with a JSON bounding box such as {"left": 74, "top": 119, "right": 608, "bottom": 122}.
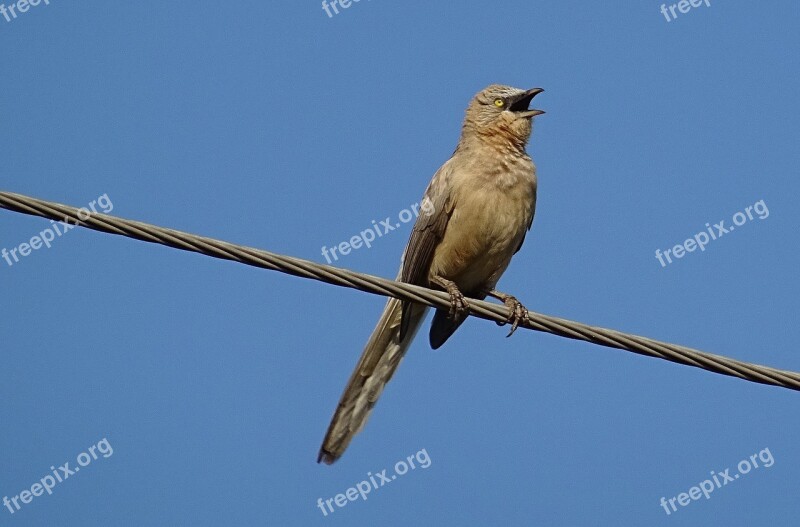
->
{"left": 494, "top": 98, "right": 505, "bottom": 107}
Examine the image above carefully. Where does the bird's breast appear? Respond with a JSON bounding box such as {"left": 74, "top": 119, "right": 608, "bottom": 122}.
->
{"left": 429, "top": 159, "right": 536, "bottom": 293}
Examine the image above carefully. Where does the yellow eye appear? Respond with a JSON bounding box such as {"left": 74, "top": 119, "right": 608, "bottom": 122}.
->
{"left": 494, "top": 98, "right": 505, "bottom": 107}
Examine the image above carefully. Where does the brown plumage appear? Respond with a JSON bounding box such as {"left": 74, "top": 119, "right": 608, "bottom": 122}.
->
{"left": 318, "top": 84, "right": 544, "bottom": 464}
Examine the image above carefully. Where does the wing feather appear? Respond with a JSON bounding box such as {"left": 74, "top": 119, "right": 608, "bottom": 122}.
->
{"left": 398, "top": 160, "right": 456, "bottom": 340}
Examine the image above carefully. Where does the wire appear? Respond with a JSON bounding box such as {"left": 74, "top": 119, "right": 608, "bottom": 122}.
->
{"left": 2, "top": 190, "right": 799, "bottom": 391}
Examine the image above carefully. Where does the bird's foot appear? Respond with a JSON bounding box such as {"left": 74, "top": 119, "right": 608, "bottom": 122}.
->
{"left": 431, "top": 275, "right": 470, "bottom": 321}
{"left": 487, "top": 290, "right": 528, "bottom": 337}
{"left": 446, "top": 288, "right": 470, "bottom": 321}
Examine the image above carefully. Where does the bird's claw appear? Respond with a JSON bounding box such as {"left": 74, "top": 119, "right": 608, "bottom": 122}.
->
{"left": 446, "top": 289, "right": 470, "bottom": 321}
{"left": 499, "top": 295, "right": 528, "bottom": 337}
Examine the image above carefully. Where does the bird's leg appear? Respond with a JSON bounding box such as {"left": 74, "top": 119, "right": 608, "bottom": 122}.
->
{"left": 484, "top": 289, "right": 529, "bottom": 337}
{"left": 430, "top": 275, "right": 470, "bottom": 321}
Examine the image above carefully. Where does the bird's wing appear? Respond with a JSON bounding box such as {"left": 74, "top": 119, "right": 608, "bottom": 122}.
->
{"left": 398, "top": 159, "right": 457, "bottom": 340}
{"left": 514, "top": 183, "right": 537, "bottom": 254}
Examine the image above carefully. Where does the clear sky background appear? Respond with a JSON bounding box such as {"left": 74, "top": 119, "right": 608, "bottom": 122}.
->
{"left": 1, "top": 1, "right": 798, "bottom": 525}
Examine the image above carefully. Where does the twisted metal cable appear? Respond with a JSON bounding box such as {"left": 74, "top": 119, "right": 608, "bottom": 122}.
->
{"left": 2, "top": 190, "right": 799, "bottom": 391}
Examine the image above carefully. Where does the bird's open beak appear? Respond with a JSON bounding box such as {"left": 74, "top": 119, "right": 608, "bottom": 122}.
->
{"left": 509, "top": 87, "right": 545, "bottom": 118}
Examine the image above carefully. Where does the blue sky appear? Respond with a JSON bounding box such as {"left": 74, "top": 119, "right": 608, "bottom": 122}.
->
{"left": 1, "top": 1, "right": 798, "bottom": 525}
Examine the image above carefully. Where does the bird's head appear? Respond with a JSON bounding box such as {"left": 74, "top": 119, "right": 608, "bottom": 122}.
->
{"left": 462, "top": 84, "right": 544, "bottom": 148}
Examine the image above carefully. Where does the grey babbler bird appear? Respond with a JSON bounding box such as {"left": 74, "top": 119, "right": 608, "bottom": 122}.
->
{"left": 318, "top": 84, "right": 544, "bottom": 464}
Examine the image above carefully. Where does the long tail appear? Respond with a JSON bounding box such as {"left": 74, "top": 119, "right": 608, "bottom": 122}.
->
{"left": 318, "top": 297, "right": 427, "bottom": 464}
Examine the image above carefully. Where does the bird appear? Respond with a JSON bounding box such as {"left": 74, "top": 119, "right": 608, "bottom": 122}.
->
{"left": 318, "top": 84, "right": 544, "bottom": 464}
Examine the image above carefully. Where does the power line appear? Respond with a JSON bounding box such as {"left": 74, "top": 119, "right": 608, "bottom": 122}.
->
{"left": 2, "top": 190, "right": 798, "bottom": 391}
